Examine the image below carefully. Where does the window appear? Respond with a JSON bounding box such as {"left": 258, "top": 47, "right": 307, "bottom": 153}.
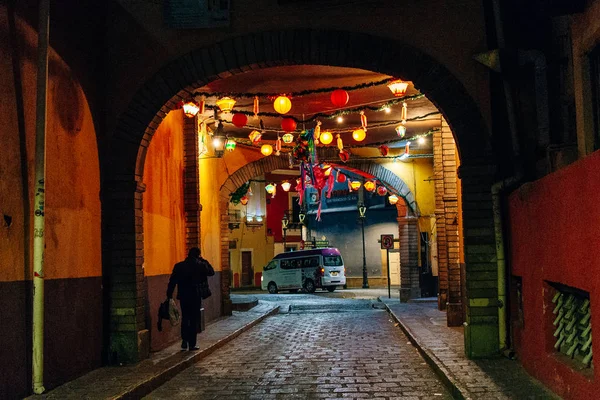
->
{"left": 323, "top": 256, "right": 342, "bottom": 266}
{"left": 590, "top": 45, "right": 600, "bottom": 150}
{"left": 264, "top": 261, "right": 277, "bottom": 271}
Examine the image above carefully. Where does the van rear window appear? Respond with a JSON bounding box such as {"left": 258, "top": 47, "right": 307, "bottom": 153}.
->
{"left": 323, "top": 256, "right": 342, "bottom": 266}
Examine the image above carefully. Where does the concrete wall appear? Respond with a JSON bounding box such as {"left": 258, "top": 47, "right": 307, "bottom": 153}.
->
{"left": 0, "top": 6, "right": 102, "bottom": 397}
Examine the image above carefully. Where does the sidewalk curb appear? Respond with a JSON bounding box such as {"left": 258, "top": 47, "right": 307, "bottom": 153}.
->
{"left": 384, "top": 303, "right": 471, "bottom": 400}
{"left": 117, "top": 305, "right": 280, "bottom": 400}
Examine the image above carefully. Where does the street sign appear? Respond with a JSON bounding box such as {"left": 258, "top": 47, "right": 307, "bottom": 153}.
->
{"left": 380, "top": 234, "right": 394, "bottom": 250}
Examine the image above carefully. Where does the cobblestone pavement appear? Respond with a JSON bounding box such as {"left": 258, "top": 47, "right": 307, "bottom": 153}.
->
{"left": 144, "top": 305, "right": 453, "bottom": 399}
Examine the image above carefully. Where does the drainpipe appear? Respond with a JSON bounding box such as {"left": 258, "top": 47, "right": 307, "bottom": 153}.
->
{"left": 33, "top": 0, "right": 50, "bottom": 394}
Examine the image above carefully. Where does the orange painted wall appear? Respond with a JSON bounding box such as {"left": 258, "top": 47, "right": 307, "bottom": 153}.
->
{"left": 0, "top": 7, "right": 101, "bottom": 282}
{"left": 142, "top": 110, "right": 186, "bottom": 276}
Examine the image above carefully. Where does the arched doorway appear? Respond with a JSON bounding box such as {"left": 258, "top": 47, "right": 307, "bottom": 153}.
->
{"left": 102, "top": 29, "right": 497, "bottom": 364}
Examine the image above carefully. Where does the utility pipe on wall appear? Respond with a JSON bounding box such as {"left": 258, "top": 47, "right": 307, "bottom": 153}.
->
{"left": 33, "top": 0, "right": 50, "bottom": 394}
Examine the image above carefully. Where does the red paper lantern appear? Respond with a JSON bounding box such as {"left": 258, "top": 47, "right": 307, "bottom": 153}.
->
{"left": 240, "top": 196, "right": 249, "bottom": 205}
{"left": 379, "top": 145, "right": 389, "bottom": 156}
{"left": 377, "top": 186, "right": 388, "bottom": 196}
{"left": 231, "top": 113, "right": 248, "bottom": 128}
{"left": 281, "top": 118, "right": 297, "bottom": 132}
{"left": 338, "top": 150, "right": 350, "bottom": 163}
{"left": 330, "top": 89, "right": 349, "bottom": 108}
{"left": 336, "top": 173, "right": 347, "bottom": 183}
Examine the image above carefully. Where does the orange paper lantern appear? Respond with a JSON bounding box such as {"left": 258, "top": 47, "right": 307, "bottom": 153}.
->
{"left": 364, "top": 181, "right": 376, "bottom": 192}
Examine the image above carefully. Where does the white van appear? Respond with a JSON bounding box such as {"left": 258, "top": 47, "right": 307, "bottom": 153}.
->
{"left": 261, "top": 248, "right": 346, "bottom": 293}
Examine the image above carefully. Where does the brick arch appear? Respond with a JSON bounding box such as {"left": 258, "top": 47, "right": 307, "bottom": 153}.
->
{"left": 103, "top": 29, "right": 498, "bottom": 363}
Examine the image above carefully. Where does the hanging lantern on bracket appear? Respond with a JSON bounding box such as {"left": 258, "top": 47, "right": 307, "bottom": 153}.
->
{"left": 182, "top": 101, "right": 200, "bottom": 118}
{"left": 273, "top": 95, "right": 292, "bottom": 114}
{"left": 387, "top": 79, "right": 409, "bottom": 97}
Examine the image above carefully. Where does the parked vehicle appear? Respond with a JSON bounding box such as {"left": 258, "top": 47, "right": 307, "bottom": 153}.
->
{"left": 260, "top": 248, "right": 346, "bottom": 293}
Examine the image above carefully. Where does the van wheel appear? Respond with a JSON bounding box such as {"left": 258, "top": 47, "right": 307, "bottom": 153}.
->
{"left": 326, "top": 286, "right": 336, "bottom": 292}
{"left": 303, "top": 279, "right": 316, "bottom": 293}
{"left": 267, "top": 282, "right": 278, "bottom": 294}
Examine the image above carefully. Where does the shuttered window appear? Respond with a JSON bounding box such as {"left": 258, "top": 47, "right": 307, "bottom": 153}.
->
{"left": 590, "top": 45, "right": 600, "bottom": 150}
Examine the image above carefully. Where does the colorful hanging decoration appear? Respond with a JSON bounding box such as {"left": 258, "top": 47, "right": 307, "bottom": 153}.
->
{"left": 387, "top": 79, "right": 409, "bottom": 97}
{"left": 388, "top": 194, "right": 399, "bottom": 205}
{"left": 216, "top": 96, "right": 236, "bottom": 112}
{"left": 401, "top": 101, "right": 408, "bottom": 123}
{"left": 404, "top": 141, "right": 411, "bottom": 156}
{"left": 275, "top": 135, "right": 282, "bottom": 156}
{"left": 379, "top": 145, "right": 389, "bottom": 156}
{"left": 229, "top": 181, "right": 251, "bottom": 205}
{"left": 336, "top": 134, "right": 344, "bottom": 152}
{"left": 330, "top": 89, "right": 349, "bottom": 107}
{"left": 265, "top": 183, "right": 276, "bottom": 196}
{"left": 240, "top": 195, "right": 249, "bottom": 205}
{"left": 314, "top": 121, "right": 321, "bottom": 140}
{"left": 360, "top": 110, "right": 368, "bottom": 131}
{"left": 350, "top": 181, "right": 362, "bottom": 191}
{"left": 376, "top": 186, "right": 388, "bottom": 196}
{"left": 281, "top": 117, "right": 297, "bottom": 132}
{"left": 249, "top": 130, "right": 262, "bottom": 144}
{"left": 273, "top": 95, "right": 292, "bottom": 114}
{"left": 281, "top": 181, "right": 291, "bottom": 192}
{"left": 225, "top": 139, "right": 236, "bottom": 152}
{"left": 352, "top": 128, "right": 366, "bottom": 142}
{"left": 395, "top": 124, "right": 406, "bottom": 138}
{"left": 323, "top": 165, "right": 332, "bottom": 176}
{"left": 364, "top": 181, "right": 376, "bottom": 192}
{"left": 282, "top": 133, "right": 294, "bottom": 144}
{"left": 198, "top": 96, "right": 206, "bottom": 115}
{"left": 231, "top": 113, "right": 248, "bottom": 128}
{"left": 253, "top": 96, "right": 259, "bottom": 117}
{"left": 261, "top": 144, "right": 273, "bottom": 156}
{"left": 288, "top": 152, "right": 294, "bottom": 168}
{"left": 336, "top": 172, "right": 347, "bottom": 183}
{"left": 320, "top": 131, "right": 333, "bottom": 145}
{"left": 182, "top": 101, "right": 200, "bottom": 118}
{"left": 339, "top": 149, "right": 350, "bottom": 162}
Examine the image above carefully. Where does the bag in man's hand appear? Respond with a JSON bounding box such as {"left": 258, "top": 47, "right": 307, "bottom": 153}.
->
{"left": 198, "top": 281, "right": 211, "bottom": 299}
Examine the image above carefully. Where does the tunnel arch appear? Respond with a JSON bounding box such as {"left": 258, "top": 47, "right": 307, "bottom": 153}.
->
{"left": 103, "top": 29, "right": 498, "bottom": 363}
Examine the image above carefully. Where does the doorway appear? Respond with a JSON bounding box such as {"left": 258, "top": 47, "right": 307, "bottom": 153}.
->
{"left": 241, "top": 251, "right": 253, "bottom": 286}
{"left": 389, "top": 251, "right": 401, "bottom": 286}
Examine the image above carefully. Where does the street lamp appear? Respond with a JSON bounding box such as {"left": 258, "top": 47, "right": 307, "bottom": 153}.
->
{"left": 358, "top": 202, "right": 369, "bottom": 288}
{"left": 282, "top": 213, "right": 289, "bottom": 252}
{"left": 212, "top": 135, "right": 226, "bottom": 158}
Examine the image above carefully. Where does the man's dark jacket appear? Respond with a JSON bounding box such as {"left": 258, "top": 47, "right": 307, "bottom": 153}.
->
{"left": 167, "top": 256, "right": 215, "bottom": 301}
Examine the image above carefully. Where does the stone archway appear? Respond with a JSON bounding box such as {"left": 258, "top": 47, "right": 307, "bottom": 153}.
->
{"left": 102, "top": 29, "right": 497, "bottom": 363}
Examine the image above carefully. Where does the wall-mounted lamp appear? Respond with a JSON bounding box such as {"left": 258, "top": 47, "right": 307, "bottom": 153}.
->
{"left": 213, "top": 135, "right": 226, "bottom": 158}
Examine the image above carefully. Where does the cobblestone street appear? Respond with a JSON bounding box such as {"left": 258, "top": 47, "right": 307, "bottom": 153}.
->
{"left": 144, "top": 301, "right": 452, "bottom": 399}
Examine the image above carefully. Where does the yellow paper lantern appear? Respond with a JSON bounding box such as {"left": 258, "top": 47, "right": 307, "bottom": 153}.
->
{"left": 364, "top": 181, "right": 376, "bottom": 192}
{"left": 320, "top": 131, "right": 333, "bottom": 145}
{"left": 350, "top": 181, "right": 361, "bottom": 191}
{"left": 352, "top": 128, "right": 366, "bottom": 142}
{"left": 387, "top": 79, "right": 409, "bottom": 97}
{"left": 215, "top": 96, "right": 236, "bottom": 112}
{"left": 281, "top": 181, "right": 292, "bottom": 192}
{"left": 273, "top": 96, "right": 292, "bottom": 114}
{"left": 261, "top": 144, "right": 273, "bottom": 156}
{"left": 282, "top": 133, "right": 294, "bottom": 143}
{"left": 265, "top": 183, "right": 276, "bottom": 195}
{"left": 388, "top": 194, "right": 399, "bottom": 205}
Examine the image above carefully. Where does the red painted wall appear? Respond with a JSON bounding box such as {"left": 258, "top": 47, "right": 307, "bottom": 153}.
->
{"left": 509, "top": 151, "right": 600, "bottom": 400}
{"left": 265, "top": 173, "right": 297, "bottom": 242}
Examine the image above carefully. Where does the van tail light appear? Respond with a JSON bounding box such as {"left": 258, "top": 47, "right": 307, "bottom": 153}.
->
{"left": 344, "top": 267, "right": 346, "bottom": 275}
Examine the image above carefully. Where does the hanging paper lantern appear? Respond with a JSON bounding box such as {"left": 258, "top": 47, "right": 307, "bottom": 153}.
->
{"left": 377, "top": 186, "right": 388, "bottom": 196}
{"left": 330, "top": 89, "right": 349, "bottom": 107}
{"left": 395, "top": 124, "right": 406, "bottom": 138}
{"left": 249, "top": 130, "right": 262, "bottom": 144}
{"left": 281, "top": 181, "right": 291, "bottom": 192}
{"left": 388, "top": 194, "right": 399, "bottom": 205}
{"left": 281, "top": 118, "right": 297, "bottom": 132}
{"left": 379, "top": 145, "right": 389, "bottom": 156}
{"left": 282, "top": 133, "right": 294, "bottom": 144}
{"left": 405, "top": 141, "right": 411, "bottom": 155}
{"left": 360, "top": 110, "right": 368, "bottom": 131}
{"left": 314, "top": 121, "right": 321, "bottom": 140}
{"left": 387, "top": 79, "right": 409, "bottom": 97}
{"left": 261, "top": 144, "right": 273, "bottom": 156}
{"left": 364, "top": 181, "right": 376, "bottom": 192}
{"left": 336, "top": 172, "right": 347, "bottom": 183}
{"left": 273, "top": 96, "right": 292, "bottom": 114}
{"left": 401, "top": 101, "right": 408, "bottom": 123}
{"left": 225, "top": 139, "right": 236, "bottom": 152}
{"left": 337, "top": 134, "right": 344, "bottom": 152}
{"left": 182, "top": 101, "right": 200, "bottom": 118}
{"left": 265, "top": 183, "right": 276, "bottom": 195}
{"left": 253, "top": 96, "right": 259, "bottom": 117}
{"left": 339, "top": 149, "right": 350, "bottom": 162}
{"left": 275, "top": 135, "right": 282, "bottom": 156}
{"left": 323, "top": 165, "right": 332, "bottom": 177}
{"left": 231, "top": 113, "right": 248, "bottom": 128}
{"left": 350, "top": 181, "right": 362, "bottom": 191}
{"left": 197, "top": 96, "right": 206, "bottom": 115}
{"left": 352, "top": 129, "right": 366, "bottom": 142}
{"left": 320, "top": 131, "right": 333, "bottom": 145}
{"left": 240, "top": 195, "right": 249, "bottom": 205}
{"left": 216, "top": 97, "right": 236, "bottom": 112}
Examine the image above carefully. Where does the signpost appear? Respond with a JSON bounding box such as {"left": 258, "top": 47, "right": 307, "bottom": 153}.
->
{"left": 380, "top": 234, "right": 394, "bottom": 298}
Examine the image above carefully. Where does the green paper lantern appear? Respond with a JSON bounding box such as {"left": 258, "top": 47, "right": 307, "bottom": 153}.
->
{"left": 225, "top": 139, "right": 236, "bottom": 152}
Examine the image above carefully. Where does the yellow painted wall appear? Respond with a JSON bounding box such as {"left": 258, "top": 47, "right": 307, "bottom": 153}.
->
{"left": 199, "top": 157, "right": 222, "bottom": 271}
{"left": 0, "top": 10, "right": 101, "bottom": 281}
{"left": 142, "top": 110, "right": 186, "bottom": 276}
